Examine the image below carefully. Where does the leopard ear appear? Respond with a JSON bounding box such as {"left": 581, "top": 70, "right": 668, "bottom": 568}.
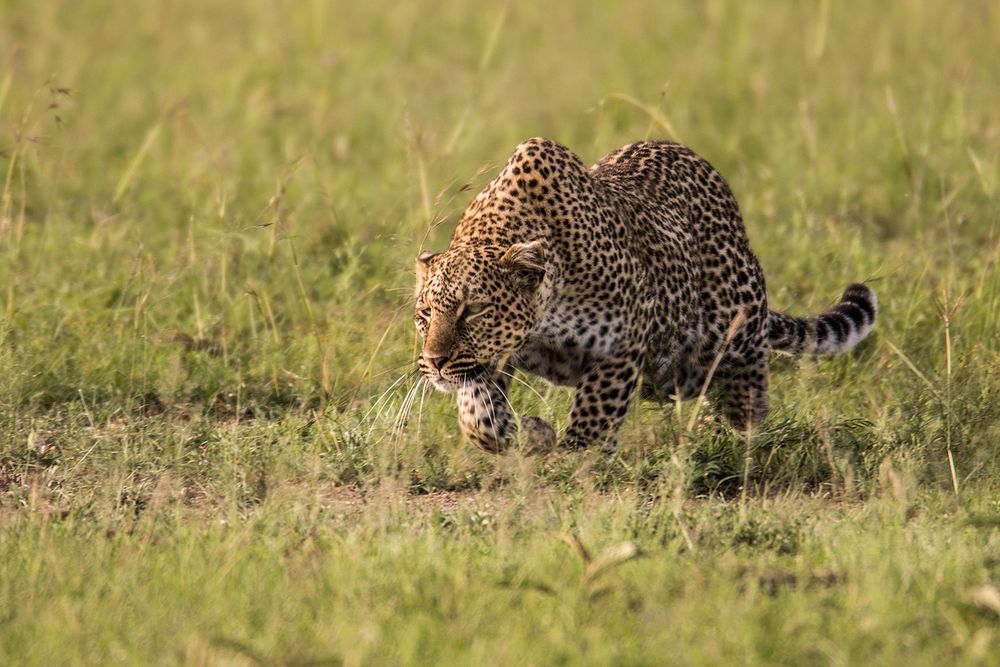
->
{"left": 500, "top": 240, "right": 546, "bottom": 289}
{"left": 415, "top": 250, "right": 438, "bottom": 292}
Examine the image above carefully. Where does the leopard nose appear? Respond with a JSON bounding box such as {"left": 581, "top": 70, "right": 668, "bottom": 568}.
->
{"left": 425, "top": 354, "right": 449, "bottom": 371}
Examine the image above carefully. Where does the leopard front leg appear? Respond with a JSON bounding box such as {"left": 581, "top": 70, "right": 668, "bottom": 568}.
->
{"left": 456, "top": 376, "right": 516, "bottom": 452}
{"left": 561, "top": 354, "right": 642, "bottom": 450}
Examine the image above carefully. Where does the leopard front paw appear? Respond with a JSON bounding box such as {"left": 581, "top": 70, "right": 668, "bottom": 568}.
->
{"left": 520, "top": 416, "right": 557, "bottom": 453}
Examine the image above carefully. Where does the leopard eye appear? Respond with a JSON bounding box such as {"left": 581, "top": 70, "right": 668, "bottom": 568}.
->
{"left": 461, "top": 302, "right": 491, "bottom": 321}
{"left": 415, "top": 306, "right": 432, "bottom": 322}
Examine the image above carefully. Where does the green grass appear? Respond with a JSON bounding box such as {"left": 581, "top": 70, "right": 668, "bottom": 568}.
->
{"left": 2, "top": 0, "right": 1000, "bottom": 664}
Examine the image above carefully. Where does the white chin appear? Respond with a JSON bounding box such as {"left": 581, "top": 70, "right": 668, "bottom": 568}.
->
{"left": 429, "top": 377, "right": 459, "bottom": 392}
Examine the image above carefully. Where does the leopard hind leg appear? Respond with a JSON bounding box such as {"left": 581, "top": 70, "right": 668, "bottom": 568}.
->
{"left": 711, "top": 353, "right": 770, "bottom": 430}
{"left": 641, "top": 342, "right": 707, "bottom": 402}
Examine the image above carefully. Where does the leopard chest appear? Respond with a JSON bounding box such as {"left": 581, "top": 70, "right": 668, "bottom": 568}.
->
{"left": 514, "top": 307, "right": 630, "bottom": 386}
{"left": 514, "top": 337, "right": 588, "bottom": 386}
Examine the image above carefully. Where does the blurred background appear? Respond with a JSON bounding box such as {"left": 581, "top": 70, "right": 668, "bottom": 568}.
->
{"left": 0, "top": 0, "right": 1000, "bottom": 401}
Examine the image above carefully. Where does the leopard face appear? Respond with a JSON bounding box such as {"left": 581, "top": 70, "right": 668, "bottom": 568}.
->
{"left": 414, "top": 241, "right": 548, "bottom": 391}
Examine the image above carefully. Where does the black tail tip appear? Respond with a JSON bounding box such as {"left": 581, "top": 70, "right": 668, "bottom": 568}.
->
{"left": 840, "top": 283, "right": 878, "bottom": 319}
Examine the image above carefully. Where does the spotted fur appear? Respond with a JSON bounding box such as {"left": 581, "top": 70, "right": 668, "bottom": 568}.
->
{"left": 413, "top": 138, "right": 877, "bottom": 451}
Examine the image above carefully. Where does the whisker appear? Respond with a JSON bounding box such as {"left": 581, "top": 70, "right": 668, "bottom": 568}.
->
{"left": 388, "top": 384, "right": 411, "bottom": 441}
{"left": 416, "top": 377, "right": 430, "bottom": 437}
{"left": 407, "top": 379, "right": 424, "bottom": 431}
{"left": 363, "top": 368, "right": 420, "bottom": 424}
{"left": 368, "top": 368, "right": 417, "bottom": 405}
{"left": 404, "top": 378, "right": 424, "bottom": 428}
{"left": 364, "top": 372, "right": 421, "bottom": 444}
{"left": 489, "top": 378, "right": 517, "bottom": 422}
{"left": 392, "top": 378, "right": 422, "bottom": 440}
{"left": 489, "top": 378, "right": 520, "bottom": 441}
{"left": 366, "top": 361, "right": 420, "bottom": 381}
{"left": 489, "top": 378, "right": 515, "bottom": 412}
{"left": 469, "top": 381, "right": 483, "bottom": 442}
{"left": 484, "top": 381, "right": 498, "bottom": 436}
{"left": 498, "top": 368, "right": 551, "bottom": 411}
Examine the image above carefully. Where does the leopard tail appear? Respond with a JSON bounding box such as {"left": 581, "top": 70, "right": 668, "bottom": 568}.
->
{"left": 767, "top": 284, "right": 877, "bottom": 357}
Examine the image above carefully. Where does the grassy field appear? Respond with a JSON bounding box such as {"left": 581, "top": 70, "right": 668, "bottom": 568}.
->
{"left": 2, "top": 0, "right": 1000, "bottom": 664}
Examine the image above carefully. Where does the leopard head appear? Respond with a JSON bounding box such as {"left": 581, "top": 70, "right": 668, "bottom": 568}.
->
{"left": 413, "top": 240, "right": 549, "bottom": 391}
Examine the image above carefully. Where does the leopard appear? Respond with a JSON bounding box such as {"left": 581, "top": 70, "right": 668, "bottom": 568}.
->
{"left": 413, "top": 137, "right": 877, "bottom": 452}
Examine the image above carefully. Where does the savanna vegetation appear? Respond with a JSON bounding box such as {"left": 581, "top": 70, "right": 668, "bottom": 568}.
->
{"left": 1, "top": 1, "right": 999, "bottom": 664}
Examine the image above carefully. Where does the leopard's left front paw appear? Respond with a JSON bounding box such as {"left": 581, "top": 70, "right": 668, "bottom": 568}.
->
{"left": 520, "top": 416, "right": 557, "bottom": 453}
